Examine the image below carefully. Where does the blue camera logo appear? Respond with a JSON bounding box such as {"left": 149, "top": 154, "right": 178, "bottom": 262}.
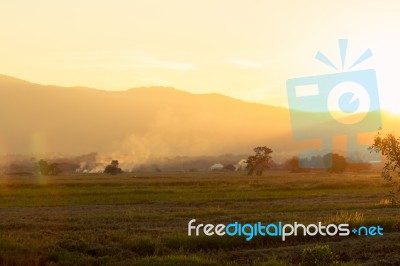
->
{"left": 286, "top": 40, "right": 381, "bottom": 167}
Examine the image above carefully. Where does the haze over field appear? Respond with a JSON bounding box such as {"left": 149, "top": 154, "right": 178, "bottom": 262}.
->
{"left": 1, "top": 1, "right": 400, "bottom": 265}
{"left": 1, "top": 1, "right": 400, "bottom": 114}
{"left": 0, "top": 74, "right": 290, "bottom": 157}
{"left": 0, "top": 74, "right": 398, "bottom": 167}
{"left": 0, "top": 1, "right": 399, "bottom": 168}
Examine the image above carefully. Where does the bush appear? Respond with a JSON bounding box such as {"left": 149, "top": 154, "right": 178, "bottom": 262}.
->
{"left": 134, "top": 255, "right": 219, "bottom": 266}
{"left": 370, "top": 132, "right": 400, "bottom": 205}
{"left": 284, "top": 156, "right": 306, "bottom": 173}
{"left": 301, "top": 244, "right": 337, "bottom": 266}
{"left": 323, "top": 153, "right": 347, "bottom": 173}
{"left": 253, "top": 258, "right": 286, "bottom": 266}
{"left": 122, "top": 237, "right": 157, "bottom": 256}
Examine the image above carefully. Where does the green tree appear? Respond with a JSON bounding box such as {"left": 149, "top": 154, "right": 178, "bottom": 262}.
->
{"left": 369, "top": 132, "right": 400, "bottom": 205}
{"left": 246, "top": 146, "right": 273, "bottom": 176}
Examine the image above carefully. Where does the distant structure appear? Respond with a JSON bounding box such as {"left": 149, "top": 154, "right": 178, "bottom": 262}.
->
{"left": 209, "top": 163, "right": 224, "bottom": 171}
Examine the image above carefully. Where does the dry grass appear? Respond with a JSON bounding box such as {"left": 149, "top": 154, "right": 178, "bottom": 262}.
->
{"left": 324, "top": 211, "right": 364, "bottom": 225}
{"left": 0, "top": 171, "right": 398, "bottom": 265}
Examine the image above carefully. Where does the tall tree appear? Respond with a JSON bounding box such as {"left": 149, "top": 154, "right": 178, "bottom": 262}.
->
{"left": 37, "top": 159, "right": 49, "bottom": 176}
{"left": 369, "top": 132, "right": 400, "bottom": 205}
{"left": 246, "top": 146, "right": 273, "bottom": 176}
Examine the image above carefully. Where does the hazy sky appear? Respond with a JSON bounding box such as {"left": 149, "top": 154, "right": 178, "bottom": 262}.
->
{"left": 1, "top": 0, "right": 400, "bottom": 113}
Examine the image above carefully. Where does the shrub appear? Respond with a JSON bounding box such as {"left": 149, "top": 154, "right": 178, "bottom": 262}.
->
{"left": 253, "top": 258, "right": 286, "bottom": 266}
{"left": 323, "top": 153, "right": 347, "bottom": 173}
{"left": 122, "top": 237, "right": 157, "bottom": 256}
{"left": 324, "top": 211, "right": 364, "bottom": 226}
{"left": 369, "top": 132, "right": 400, "bottom": 205}
{"left": 134, "top": 255, "right": 219, "bottom": 266}
{"left": 284, "top": 156, "right": 306, "bottom": 173}
{"left": 301, "top": 244, "right": 337, "bottom": 266}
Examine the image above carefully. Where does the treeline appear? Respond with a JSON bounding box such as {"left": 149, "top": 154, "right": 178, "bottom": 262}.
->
{"left": 0, "top": 152, "right": 376, "bottom": 177}
{"left": 1, "top": 152, "right": 97, "bottom": 176}
{"left": 282, "top": 154, "right": 373, "bottom": 173}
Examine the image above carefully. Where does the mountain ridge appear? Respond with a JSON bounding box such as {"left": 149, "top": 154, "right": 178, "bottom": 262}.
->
{"left": 0, "top": 74, "right": 293, "bottom": 161}
{"left": 0, "top": 74, "right": 287, "bottom": 111}
{"left": 0, "top": 74, "right": 397, "bottom": 166}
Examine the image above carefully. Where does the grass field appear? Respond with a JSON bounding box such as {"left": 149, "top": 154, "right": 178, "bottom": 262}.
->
{"left": 0, "top": 171, "right": 399, "bottom": 265}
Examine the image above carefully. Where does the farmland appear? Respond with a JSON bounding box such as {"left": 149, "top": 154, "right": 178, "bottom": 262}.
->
{"left": 0, "top": 171, "right": 399, "bottom": 265}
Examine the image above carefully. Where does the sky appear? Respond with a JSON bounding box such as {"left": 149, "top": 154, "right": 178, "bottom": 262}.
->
{"left": 1, "top": 0, "right": 400, "bottom": 113}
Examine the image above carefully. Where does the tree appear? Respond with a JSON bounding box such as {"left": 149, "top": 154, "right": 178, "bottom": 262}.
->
{"left": 36, "top": 160, "right": 62, "bottom": 176}
{"left": 246, "top": 146, "right": 273, "bottom": 176}
{"left": 369, "top": 132, "right": 400, "bottom": 206}
{"left": 104, "top": 160, "right": 122, "bottom": 175}
{"left": 37, "top": 160, "right": 49, "bottom": 176}
{"left": 284, "top": 156, "right": 305, "bottom": 173}
{"left": 323, "top": 153, "right": 347, "bottom": 173}
{"left": 49, "top": 163, "right": 62, "bottom": 175}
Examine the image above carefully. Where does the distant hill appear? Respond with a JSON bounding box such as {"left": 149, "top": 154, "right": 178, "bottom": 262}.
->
{"left": 0, "top": 74, "right": 293, "bottom": 162}
{"left": 0, "top": 74, "right": 398, "bottom": 166}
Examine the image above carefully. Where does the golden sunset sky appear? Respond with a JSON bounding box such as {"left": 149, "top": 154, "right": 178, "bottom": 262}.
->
{"left": 1, "top": 0, "right": 400, "bottom": 113}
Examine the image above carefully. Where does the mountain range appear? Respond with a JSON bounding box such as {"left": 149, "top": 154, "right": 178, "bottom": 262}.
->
{"left": 0, "top": 74, "right": 398, "bottom": 165}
